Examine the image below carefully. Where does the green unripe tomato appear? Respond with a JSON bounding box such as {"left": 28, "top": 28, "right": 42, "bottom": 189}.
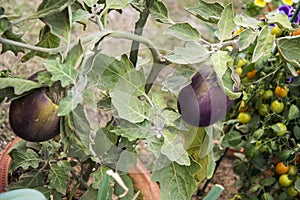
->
{"left": 262, "top": 89, "right": 273, "bottom": 101}
{"left": 279, "top": 174, "right": 294, "bottom": 187}
{"left": 273, "top": 122, "right": 287, "bottom": 136}
{"left": 271, "top": 26, "right": 283, "bottom": 37}
{"left": 258, "top": 104, "right": 270, "bottom": 116}
{"left": 271, "top": 100, "right": 284, "bottom": 114}
{"left": 237, "top": 112, "right": 251, "bottom": 124}
{"left": 287, "top": 185, "right": 298, "bottom": 197}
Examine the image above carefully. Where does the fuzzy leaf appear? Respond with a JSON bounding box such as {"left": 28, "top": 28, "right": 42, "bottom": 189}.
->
{"left": 37, "top": 0, "right": 72, "bottom": 42}
{"left": 252, "top": 26, "right": 275, "bottom": 62}
{"left": 7, "top": 170, "right": 44, "bottom": 190}
{"left": 151, "top": 155, "right": 200, "bottom": 200}
{"left": 266, "top": 12, "right": 293, "bottom": 31}
{"left": 238, "top": 29, "right": 258, "bottom": 51}
{"left": 164, "top": 42, "right": 210, "bottom": 64}
{"left": 110, "top": 89, "right": 149, "bottom": 123}
{"left": 211, "top": 50, "right": 231, "bottom": 83}
{"left": 234, "top": 13, "right": 259, "bottom": 29}
{"left": 162, "top": 65, "right": 195, "bottom": 93}
{"left": 43, "top": 57, "right": 78, "bottom": 87}
{"left": 215, "top": 3, "right": 235, "bottom": 41}
{"left": 0, "top": 78, "right": 40, "bottom": 95}
{"left": 186, "top": 0, "right": 223, "bottom": 23}
{"left": 58, "top": 87, "right": 83, "bottom": 116}
{"left": 277, "top": 35, "right": 300, "bottom": 68}
{"left": 22, "top": 26, "right": 60, "bottom": 62}
{"left": 106, "top": 0, "right": 132, "bottom": 9}
{"left": 48, "top": 160, "right": 71, "bottom": 194}
{"left": 9, "top": 149, "right": 40, "bottom": 171}
{"left": 161, "top": 129, "right": 190, "bottom": 166}
{"left": 150, "top": 1, "right": 173, "bottom": 24}
{"left": 288, "top": 104, "right": 299, "bottom": 121}
{"left": 111, "top": 120, "right": 150, "bottom": 141}
{"left": 165, "top": 23, "right": 200, "bottom": 41}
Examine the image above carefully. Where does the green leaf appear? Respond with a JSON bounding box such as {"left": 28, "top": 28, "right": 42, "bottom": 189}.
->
{"left": 111, "top": 120, "right": 150, "bottom": 141}
{"left": 238, "top": 29, "right": 258, "bottom": 51}
{"left": 150, "top": 1, "right": 173, "bottom": 24}
{"left": 234, "top": 13, "right": 259, "bottom": 30}
{"left": 87, "top": 54, "right": 139, "bottom": 90}
{"left": 72, "top": 9, "right": 93, "bottom": 23}
{"left": 211, "top": 50, "right": 231, "bottom": 84}
{"left": 97, "top": 173, "right": 112, "bottom": 200}
{"left": 162, "top": 65, "right": 195, "bottom": 93}
{"left": 164, "top": 42, "right": 210, "bottom": 64}
{"left": 210, "top": 51, "right": 241, "bottom": 99}
{"left": 84, "top": 0, "right": 98, "bottom": 7}
{"left": 165, "top": 23, "right": 200, "bottom": 41}
{"left": 65, "top": 41, "right": 84, "bottom": 68}
{"left": 252, "top": 26, "right": 275, "bottom": 62}
{"left": 1, "top": 29, "right": 25, "bottom": 55}
{"left": 0, "top": 17, "right": 11, "bottom": 35}
{"left": 43, "top": 57, "right": 78, "bottom": 87}
{"left": 7, "top": 170, "right": 43, "bottom": 190}
{"left": 38, "top": 1, "right": 72, "bottom": 42}
{"left": 145, "top": 133, "right": 164, "bottom": 157}
{"left": 58, "top": 87, "right": 83, "bottom": 116}
{"left": 9, "top": 149, "right": 40, "bottom": 171}
{"left": 294, "top": 126, "right": 300, "bottom": 139}
{"left": 277, "top": 35, "right": 300, "bottom": 68}
{"left": 288, "top": 104, "right": 299, "bottom": 121}
{"left": 186, "top": 0, "right": 224, "bottom": 24}
{"left": 295, "top": 178, "right": 300, "bottom": 192}
{"left": 222, "top": 130, "right": 242, "bottom": 148}
{"left": 34, "top": 0, "right": 72, "bottom": 20}
{"left": 22, "top": 26, "right": 60, "bottom": 62}
{"left": 161, "top": 129, "right": 190, "bottom": 166}
{"left": 215, "top": 3, "right": 236, "bottom": 41}
{"left": 106, "top": 0, "right": 132, "bottom": 10}
{"left": 48, "top": 160, "right": 71, "bottom": 194}
{"left": 266, "top": 12, "right": 293, "bottom": 31}
{"left": 0, "top": 78, "right": 40, "bottom": 95}
{"left": 261, "top": 177, "right": 276, "bottom": 186}
{"left": 80, "top": 187, "right": 98, "bottom": 200}
{"left": 92, "top": 166, "right": 111, "bottom": 189}
{"left": 110, "top": 89, "right": 149, "bottom": 123}
{"left": 151, "top": 155, "right": 200, "bottom": 200}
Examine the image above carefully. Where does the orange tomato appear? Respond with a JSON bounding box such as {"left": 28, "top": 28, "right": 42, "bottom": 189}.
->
{"left": 276, "top": 162, "right": 290, "bottom": 175}
{"left": 297, "top": 70, "right": 300, "bottom": 75}
{"left": 274, "top": 85, "right": 288, "bottom": 98}
{"left": 246, "top": 70, "right": 256, "bottom": 80}
{"left": 292, "top": 28, "right": 300, "bottom": 36}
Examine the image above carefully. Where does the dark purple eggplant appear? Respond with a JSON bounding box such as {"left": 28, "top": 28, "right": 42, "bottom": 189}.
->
{"left": 177, "top": 65, "right": 234, "bottom": 127}
{"left": 9, "top": 89, "right": 60, "bottom": 142}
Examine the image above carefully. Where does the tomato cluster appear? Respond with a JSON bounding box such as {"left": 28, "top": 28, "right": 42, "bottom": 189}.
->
{"left": 225, "top": 56, "right": 300, "bottom": 199}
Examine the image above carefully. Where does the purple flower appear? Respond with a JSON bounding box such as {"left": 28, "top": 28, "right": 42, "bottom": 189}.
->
{"left": 278, "top": 5, "right": 300, "bottom": 23}
{"left": 279, "top": 5, "right": 293, "bottom": 16}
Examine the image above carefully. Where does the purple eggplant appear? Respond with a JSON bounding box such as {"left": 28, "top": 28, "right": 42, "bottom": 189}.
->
{"left": 177, "top": 65, "right": 234, "bottom": 127}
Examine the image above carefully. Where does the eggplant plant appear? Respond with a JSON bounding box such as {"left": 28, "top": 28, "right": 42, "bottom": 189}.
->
{"left": 1, "top": 0, "right": 298, "bottom": 199}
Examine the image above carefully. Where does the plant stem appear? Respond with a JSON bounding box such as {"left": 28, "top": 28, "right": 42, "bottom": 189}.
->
{"left": 0, "top": 37, "right": 63, "bottom": 54}
{"left": 129, "top": 0, "right": 155, "bottom": 67}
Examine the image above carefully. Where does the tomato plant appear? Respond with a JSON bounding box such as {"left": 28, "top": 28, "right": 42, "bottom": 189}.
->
{"left": 237, "top": 112, "right": 252, "bottom": 124}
